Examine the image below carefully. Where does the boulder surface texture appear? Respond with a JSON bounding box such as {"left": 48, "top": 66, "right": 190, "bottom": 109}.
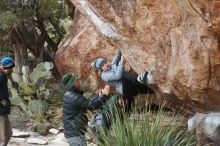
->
{"left": 56, "top": 0, "right": 220, "bottom": 112}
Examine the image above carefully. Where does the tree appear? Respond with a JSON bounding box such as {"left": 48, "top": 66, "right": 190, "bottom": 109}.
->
{"left": 0, "top": 0, "right": 72, "bottom": 79}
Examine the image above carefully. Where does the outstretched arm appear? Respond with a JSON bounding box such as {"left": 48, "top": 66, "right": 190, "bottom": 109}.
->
{"left": 78, "top": 95, "right": 108, "bottom": 110}
{"left": 77, "top": 85, "right": 110, "bottom": 110}
{"left": 111, "top": 50, "right": 122, "bottom": 66}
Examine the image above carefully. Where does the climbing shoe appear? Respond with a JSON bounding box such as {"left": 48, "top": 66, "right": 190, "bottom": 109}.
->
{"left": 137, "top": 71, "right": 148, "bottom": 83}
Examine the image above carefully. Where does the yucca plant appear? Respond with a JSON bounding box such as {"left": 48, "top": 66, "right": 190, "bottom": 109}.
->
{"left": 91, "top": 104, "right": 196, "bottom": 146}
{"left": 48, "top": 83, "right": 65, "bottom": 127}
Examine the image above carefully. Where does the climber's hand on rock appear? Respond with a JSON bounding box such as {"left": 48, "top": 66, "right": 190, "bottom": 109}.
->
{"left": 121, "top": 55, "right": 126, "bottom": 63}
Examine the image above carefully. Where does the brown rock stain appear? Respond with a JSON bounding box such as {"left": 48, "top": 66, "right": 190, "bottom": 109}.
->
{"left": 56, "top": 0, "right": 220, "bottom": 111}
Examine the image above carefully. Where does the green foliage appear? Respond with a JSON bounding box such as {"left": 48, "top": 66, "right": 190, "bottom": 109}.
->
{"left": 10, "top": 96, "right": 27, "bottom": 112}
{"left": 34, "top": 118, "right": 50, "bottom": 135}
{"left": 30, "top": 62, "right": 53, "bottom": 83}
{"left": 92, "top": 107, "right": 196, "bottom": 146}
{"left": 52, "top": 107, "right": 63, "bottom": 128}
{"left": 0, "top": 0, "right": 70, "bottom": 52}
{"left": 50, "top": 85, "right": 66, "bottom": 127}
{"left": 0, "top": 0, "right": 69, "bottom": 28}
{"left": 11, "top": 62, "right": 53, "bottom": 99}
{"left": 36, "top": 122, "right": 48, "bottom": 135}
{"left": 1, "top": 10, "right": 19, "bottom": 30}
{"left": 29, "top": 100, "right": 48, "bottom": 113}
{"left": 0, "top": 1, "right": 32, "bottom": 31}
{"left": 10, "top": 62, "right": 53, "bottom": 127}
{"left": 38, "top": 0, "right": 67, "bottom": 19}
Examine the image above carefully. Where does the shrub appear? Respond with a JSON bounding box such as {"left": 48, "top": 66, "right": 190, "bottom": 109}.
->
{"left": 93, "top": 105, "right": 196, "bottom": 146}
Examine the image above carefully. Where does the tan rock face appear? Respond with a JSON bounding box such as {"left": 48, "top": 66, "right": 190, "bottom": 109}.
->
{"left": 56, "top": 11, "right": 119, "bottom": 91}
{"left": 56, "top": 0, "right": 220, "bottom": 111}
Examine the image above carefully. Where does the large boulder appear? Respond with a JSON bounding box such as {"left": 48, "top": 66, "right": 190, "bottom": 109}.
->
{"left": 56, "top": 10, "right": 117, "bottom": 91}
{"left": 56, "top": 0, "right": 220, "bottom": 111}
{"left": 188, "top": 113, "right": 220, "bottom": 146}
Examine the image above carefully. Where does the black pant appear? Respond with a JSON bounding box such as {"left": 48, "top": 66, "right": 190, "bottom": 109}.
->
{"left": 122, "top": 72, "right": 154, "bottom": 112}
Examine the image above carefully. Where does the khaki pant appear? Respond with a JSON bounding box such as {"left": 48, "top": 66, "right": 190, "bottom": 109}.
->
{"left": 0, "top": 116, "right": 12, "bottom": 146}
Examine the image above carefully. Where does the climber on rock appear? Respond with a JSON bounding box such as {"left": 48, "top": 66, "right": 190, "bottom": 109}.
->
{"left": 91, "top": 50, "right": 154, "bottom": 112}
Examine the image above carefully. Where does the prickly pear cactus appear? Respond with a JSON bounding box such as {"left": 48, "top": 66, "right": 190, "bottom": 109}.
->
{"left": 10, "top": 96, "right": 27, "bottom": 112}
{"left": 30, "top": 62, "right": 53, "bottom": 83}
{"left": 10, "top": 62, "right": 53, "bottom": 121}
{"left": 29, "top": 100, "right": 48, "bottom": 113}
{"left": 10, "top": 96, "right": 23, "bottom": 105}
{"left": 36, "top": 123, "right": 49, "bottom": 135}
{"left": 37, "top": 62, "right": 54, "bottom": 72}
{"left": 21, "top": 66, "right": 31, "bottom": 86}
{"left": 22, "top": 66, "right": 30, "bottom": 76}
{"left": 11, "top": 73, "right": 21, "bottom": 83}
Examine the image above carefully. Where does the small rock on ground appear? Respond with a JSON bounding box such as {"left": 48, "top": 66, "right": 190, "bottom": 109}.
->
{"left": 12, "top": 129, "right": 30, "bottom": 138}
{"left": 26, "top": 138, "right": 48, "bottom": 145}
{"left": 49, "top": 128, "right": 59, "bottom": 135}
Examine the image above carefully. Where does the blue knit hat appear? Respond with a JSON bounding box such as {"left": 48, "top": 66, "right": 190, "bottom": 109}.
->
{"left": 91, "top": 58, "right": 106, "bottom": 70}
{"left": 0, "top": 57, "right": 15, "bottom": 69}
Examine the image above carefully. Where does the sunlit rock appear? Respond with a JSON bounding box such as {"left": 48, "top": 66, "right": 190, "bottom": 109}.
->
{"left": 56, "top": 0, "right": 220, "bottom": 111}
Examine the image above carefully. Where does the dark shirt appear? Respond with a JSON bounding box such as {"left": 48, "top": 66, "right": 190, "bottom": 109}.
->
{"left": 63, "top": 88, "right": 107, "bottom": 138}
{"left": 0, "top": 72, "right": 10, "bottom": 115}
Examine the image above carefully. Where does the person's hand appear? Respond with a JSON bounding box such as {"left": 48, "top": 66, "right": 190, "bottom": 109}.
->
{"left": 117, "top": 49, "right": 121, "bottom": 53}
{"left": 101, "top": 85, "right": 110, "bottom": 96}
{"left": 0, "top": 99, "right": 6, "bottom": 106}
{"left": 121, "top": 55, "right": 126, "bottom": 63}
